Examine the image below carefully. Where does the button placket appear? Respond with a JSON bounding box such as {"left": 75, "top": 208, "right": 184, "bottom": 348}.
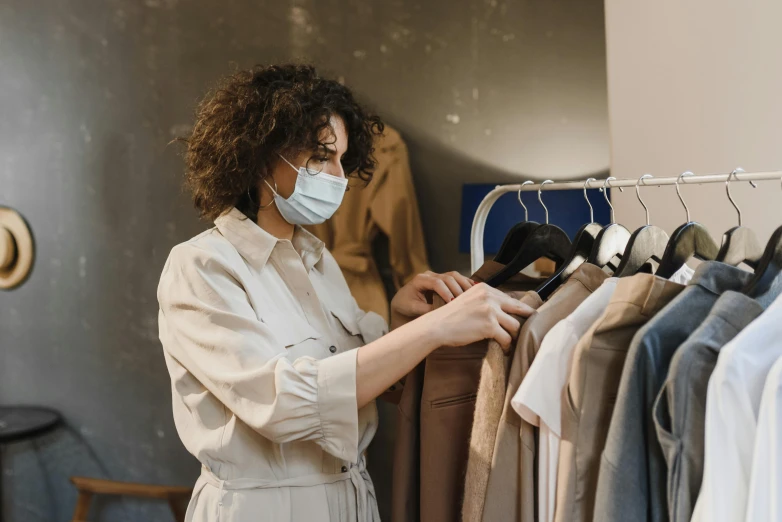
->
{"left": 275, "top": 246, "right": 331, "bottom": 334}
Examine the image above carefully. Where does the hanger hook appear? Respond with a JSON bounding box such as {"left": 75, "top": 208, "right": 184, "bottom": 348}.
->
{"left": 602, "top": 177, "right": 618, "bottom": 224}
{"left": 636, "top": 174, "right": 653, "bottom": 226}
{"left": 675, "top": 171, "right": 695, "bottom": 222}
{"left": 538, "top": 180, "right": 554, "bottom": 224}
{"left": 583, "top": 178, "right": 596, "bottom": 223}
{"left": 726, "top": 168, "right": 745, "bottom": 226}
{"left": 725, "top": 167, "right": 756, "bottom": 227}
{"left": 517, "top": 180, "right": 534, "bottom": 221}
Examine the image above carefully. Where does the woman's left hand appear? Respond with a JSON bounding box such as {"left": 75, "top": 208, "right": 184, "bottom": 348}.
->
{"left": 390, "top": 270, "right": 475, "bottom": 322}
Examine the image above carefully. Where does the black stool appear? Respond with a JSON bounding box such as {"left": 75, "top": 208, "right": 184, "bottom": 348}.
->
{"left": 0, "top": 406, "right": 62, "bottom": 521}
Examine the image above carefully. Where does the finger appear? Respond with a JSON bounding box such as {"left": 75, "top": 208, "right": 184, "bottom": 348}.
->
{"left": 448, "top": 271, "right": 473, "bottom": 292}
{"left": 431, "top": 279, "right": 456, "bottom": 302}
{"left": 412, "top": 272, "right": 435, "bottom": 290}
{"left": 496, "top": 294, "right": 535, "bottom": 318}
{"left": 407, "top": 301, "right": 433, "bottom": 316}
{"left": 491, "top": 323, "right": 513, "bottom": 351}
{"left": 441, "top": 275, "right": 465, "bottom": 297}
{"left": 413, "top": 272, "right": 444, "bottom": 294}
{"left": 496, "top": 310, "right": 521, "bottom": 337}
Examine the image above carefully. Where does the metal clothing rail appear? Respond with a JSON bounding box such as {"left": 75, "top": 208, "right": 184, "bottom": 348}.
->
{"left": 470, "top": 170, "right": 782, "bottom": 273}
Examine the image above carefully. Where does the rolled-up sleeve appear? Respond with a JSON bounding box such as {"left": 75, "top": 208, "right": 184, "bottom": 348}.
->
{"left": 157, "top": 244, "right": 359, "bottom": 463}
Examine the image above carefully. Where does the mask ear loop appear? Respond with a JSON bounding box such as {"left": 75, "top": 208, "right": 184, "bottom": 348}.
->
{"left": 258, "top": 175, "right": 278, "bottom": 209}
{"left": 278, "top": 153, "right": 300, "bottom": 173}
{"left": 256, "top": 154, "right": 295, "bottom": 210}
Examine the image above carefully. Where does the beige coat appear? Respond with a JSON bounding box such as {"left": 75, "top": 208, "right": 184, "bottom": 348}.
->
{"left": 158, "top": 208, "right": 388, "bottom": 522}
{"left": 306, "top": 126, "right": 430, "bottom": 321}
{"left": 463, "top": 264, "right": 608, "bottom": 522}
{"left": 555, "top": 273, "right": 684, "bottom": 522}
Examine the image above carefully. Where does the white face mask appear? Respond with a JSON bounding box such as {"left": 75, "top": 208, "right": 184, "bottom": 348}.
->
{"left": 264, "top": 155, "right": 348, "bottom": 226}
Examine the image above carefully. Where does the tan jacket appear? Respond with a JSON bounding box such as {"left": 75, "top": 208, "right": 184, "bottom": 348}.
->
{"left": 463, "top": 264, "right": 609, "bottom": 522}
{"left": 392, "top": 261, "right": 543, "bottom": 522}
{"left": 306, "top": 126, "right": 430, "bottom": 321}
{"left": 554, "top": 273, "right": 685, "bottom": 522}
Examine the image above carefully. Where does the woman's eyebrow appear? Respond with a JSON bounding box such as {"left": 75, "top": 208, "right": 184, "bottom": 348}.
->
{"left": 317, "top": 144, "right": 337, "bottom": 155}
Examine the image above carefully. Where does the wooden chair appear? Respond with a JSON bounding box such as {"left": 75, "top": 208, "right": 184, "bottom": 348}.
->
{"left": 69, "top": 476, "right": 192, "bottom": 522}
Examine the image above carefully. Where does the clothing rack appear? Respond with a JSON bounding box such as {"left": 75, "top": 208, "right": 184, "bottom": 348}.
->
{"left": 470, "top": 170, "right": 782, "bottom": 273}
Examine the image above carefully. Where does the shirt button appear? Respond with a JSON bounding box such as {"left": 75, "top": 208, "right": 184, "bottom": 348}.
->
{"left": 341, "top": 466, "right": 348, "bottom": 472}
{"left": 329, "top": 345, "right": 337, "bottom": 353}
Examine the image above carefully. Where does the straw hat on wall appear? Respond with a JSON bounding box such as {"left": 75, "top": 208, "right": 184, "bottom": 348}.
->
{"left": 0, "top": 206, "right": 35, "bottom": 291}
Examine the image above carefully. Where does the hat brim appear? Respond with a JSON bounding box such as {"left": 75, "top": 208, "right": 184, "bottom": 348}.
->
{"left": 0, "top": 206, "right": 35, "bottom": 290}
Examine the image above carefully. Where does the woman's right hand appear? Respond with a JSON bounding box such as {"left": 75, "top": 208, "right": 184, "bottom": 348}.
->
{"left": 424, "top": 282, "right": 534, "bottom": 351}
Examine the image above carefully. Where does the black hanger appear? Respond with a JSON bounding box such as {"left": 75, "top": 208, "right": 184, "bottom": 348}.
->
{"left": 715, "top": 169, "right": 762, "bottom": 269}
{"left": 656, "top": 172, "right": 719, "bottom": 279}
{"left": 743, "top": 175, "right": 782, "bottom": 298}
{"left": 486, "top": 180, "right": 572, "bottom": 288}
{"left": 494, "top": 181, "right": 540, "bottom": 265}
{"left": 614, "top": 174, "right": 670, "bottom": 277}
{"left": 586, "top": 177, "right": 631, "bottom": 272}
{"left": 536, "top": 178, "right": 602, "bottom": 300}
{"left": 743, "top": 226, "right": 782, "bottom": 297}
{"left": 494, "top": 222, "right": 540, "bottom": 264}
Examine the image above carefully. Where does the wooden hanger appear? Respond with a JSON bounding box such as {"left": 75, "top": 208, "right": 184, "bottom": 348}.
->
{"left": 586, "top": 177, "right": 631, "bottom": 272}
{"left": 536, "top": 178, "right": 602, "bottom": 300}
{"left": 614, "top": 174, "right": 670, "bottom": 277}
{"left": 715, "top": 168, "right": 763, "bottom": 268}
{"left": 486, "top": 180, "right": 571, "bottom": 288}
{"left": 656, "top": 172, "right": 719, "bottom": 279}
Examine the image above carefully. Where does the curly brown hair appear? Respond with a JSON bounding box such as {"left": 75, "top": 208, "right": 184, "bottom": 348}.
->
{"left": 179, "top": 64, "right": 384, "bottom": 221}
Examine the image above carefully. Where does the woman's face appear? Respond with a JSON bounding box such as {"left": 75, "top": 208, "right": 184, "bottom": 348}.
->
{"left": 272, "top": 114, "right": 348, "bottom": 200}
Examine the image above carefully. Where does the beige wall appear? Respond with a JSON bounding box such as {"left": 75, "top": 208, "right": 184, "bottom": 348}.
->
{"left": 605, "top": 0, "right": 782, "bottom": 243}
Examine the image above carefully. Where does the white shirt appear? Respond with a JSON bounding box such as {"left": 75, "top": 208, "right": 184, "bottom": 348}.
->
{"left": 157, "top": 208, "right": 387, "bottom": 522}
{"left": 508, "top": 264, "right": 692, "bottom": 522}
{"left": 670, "top": 263, "right": 696, "bottom": 286}
{"left": 692, "top": 293, "right": 782, "bottom": 522}
{"left": 745, "top": 355, "right": 782, "bottom": 522}
{"left": 511, "top": 278, "right": 619, "bottom": 522}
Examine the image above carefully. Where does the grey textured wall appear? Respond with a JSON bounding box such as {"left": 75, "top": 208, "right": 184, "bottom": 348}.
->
{"left": 0, "top": 1, "right": 607, "bottom": 520}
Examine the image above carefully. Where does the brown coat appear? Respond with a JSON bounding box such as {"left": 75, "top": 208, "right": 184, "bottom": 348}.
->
{"left": 461, "top": 292, "right": 542, "bottom": 522}
{"left": 392, "top": 261, "right": 544, "bottom": 522}
{"left": 306, "top": 126, "right": 429, "bottom": 321}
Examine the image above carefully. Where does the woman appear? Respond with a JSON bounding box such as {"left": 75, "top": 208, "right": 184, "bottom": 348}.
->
{"left": 157, "top": 64, "right": 532, "bottom": 522}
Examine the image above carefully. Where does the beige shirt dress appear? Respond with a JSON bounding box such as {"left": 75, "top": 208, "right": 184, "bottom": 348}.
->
{"left": 157, "top": 207, "right": 388, "bottom": 522}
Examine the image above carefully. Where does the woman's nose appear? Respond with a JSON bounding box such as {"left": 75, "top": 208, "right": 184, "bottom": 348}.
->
{"left": 331, "top": 163, "right": 346, "bottom": 179}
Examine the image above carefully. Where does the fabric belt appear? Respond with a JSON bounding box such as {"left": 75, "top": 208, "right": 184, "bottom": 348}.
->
{"left": 194, "top": 457, "right": 379, "bottom": 521}
{"left": 331, "top": 243, "right": 373, "bottom": 273}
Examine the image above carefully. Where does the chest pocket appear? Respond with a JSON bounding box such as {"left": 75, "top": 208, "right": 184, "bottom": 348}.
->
{"left": 263, "top": 312, "right": 322, "bottom": 358}
{"left": 330, "top": 307, "right": 365, "bottom": 348}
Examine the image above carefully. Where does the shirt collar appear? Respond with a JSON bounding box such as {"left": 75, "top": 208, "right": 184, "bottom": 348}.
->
{"left": 612, "top": 273, "right": 685, "bottom": 317}
{"left": 688, "top": 261, "right": 753, "bottom": 295}
{"left": 708, "top": 290, "right": 765, "bottom": 333}
{"left": 214, "top": 207, "right": 325, "bottom": 271}
{"left": 292, "top": 225, "right": 326, "bottom": 272}
{"left": 567, "top": 263, "right": 610, "bottom": 294}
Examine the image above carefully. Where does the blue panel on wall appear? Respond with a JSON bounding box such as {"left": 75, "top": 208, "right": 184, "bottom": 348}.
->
{"left": 459, "top": 184, "right": 613, "bottom": 255}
